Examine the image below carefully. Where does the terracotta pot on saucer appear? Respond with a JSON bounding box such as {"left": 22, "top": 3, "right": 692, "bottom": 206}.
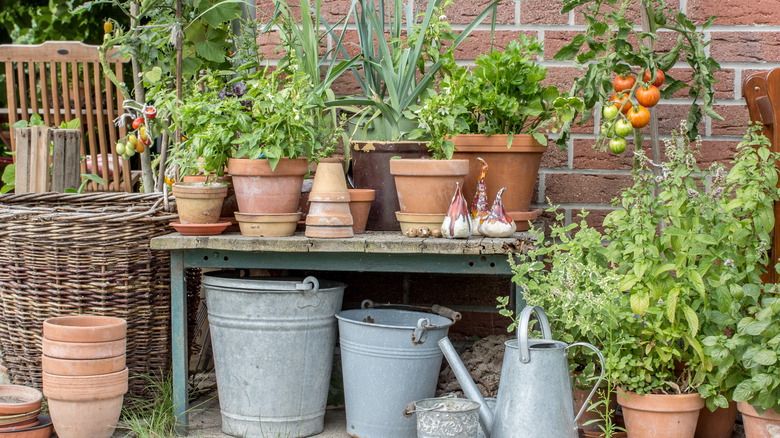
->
{"left": 305, "top": 163, "right": 353, "bottom": 238}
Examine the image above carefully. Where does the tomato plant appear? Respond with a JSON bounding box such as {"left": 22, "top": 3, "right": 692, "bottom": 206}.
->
{"left": 614, "top": 119, "right": 633, "bottom": 137}
{"left": 636, "top": 85, "right": 660, "bottom": 108}
{"left": 131, "top": 117, "right": 144, "bottom": 130}
{"left": 144, "top": 106, "right": 157, "bottom": 120}
{"left": 643, "top": 69, "right": 665, "bottom": 88}
{"left": 609, "top": 93, "right": 632, "bottom": 114}
{"left": 603, "top": 104, "right": 619, "bottom": 120}
{"left": 613, "top": 74, "right": 636, "bottom": 93}
{"left": 627, "top": 106, "right": 651, "bottom": 128}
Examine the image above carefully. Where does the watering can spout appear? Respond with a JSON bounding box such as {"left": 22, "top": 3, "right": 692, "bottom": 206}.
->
{"left": 438, "top": 337, "right": 494, "bottom": 438}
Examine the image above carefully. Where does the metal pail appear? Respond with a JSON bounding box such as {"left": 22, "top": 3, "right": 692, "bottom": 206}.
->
{"left": 203, "top": 272, "right": 345, "bottom": 438}
{"left": 336, "top": 305, "right": 456, "bottom": 438}
{"left": 411, "top": 397, "right": 481, "bottom": 438}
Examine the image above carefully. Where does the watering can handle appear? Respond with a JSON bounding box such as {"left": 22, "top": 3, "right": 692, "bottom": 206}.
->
{"left": 518, "top": 306, "right": 553, "bottom": 363}
{"left": 566, "top": 342, "right": 606, "bottom": 425}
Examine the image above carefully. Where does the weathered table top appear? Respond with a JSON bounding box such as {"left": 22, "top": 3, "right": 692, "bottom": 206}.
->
{"left": 150, "top": 230, "right": 539, "bottom": 255}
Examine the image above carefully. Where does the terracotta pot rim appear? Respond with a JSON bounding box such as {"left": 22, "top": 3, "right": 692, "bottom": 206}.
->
{"left": 43, "top": 368, "right": 128, "bottom": 401}
{"left": 309, "top": 192, "right": 351, "bottom": 202}
{"left": 169, "top": 222, "right": 231, "bottom": 235}
{"left": 43, "top": 316, "right": 126, "bottom": 343}
{"left": 42, "top": 354, "right": 126, "bottom": 376}
{"left": 0, "top": 386, "right": 42, "bottom": 416}
{"left": 227, "top": 157, "right": 309, "bottom": 177}
{"left": 616, "top": 388, "right": 704, "bottom": 412}
{"left": 234, "top": 212, "right": 301, "bottom": 223}
{"left": 450, "top": 133, "right": 548, "bottom": 152}
{"left": 349, "top": 140, "right": 429, "bottom": 145}
{"left": 388, "top": 158, "right": 469, "bottom": 176}
{"left": 347, "top": 189, "right": 376, "bottom": 202}
{"left": 304, "top": 225, "right": 354, "bottom": 238}
{"left": 737, "top": 401, "right": 780, "bottom": 420}
{"left": 42, "top": 338, "right": 125, "bottom": 360}
{"left": 395, "top": 211, "right": 446, "bottom": 221}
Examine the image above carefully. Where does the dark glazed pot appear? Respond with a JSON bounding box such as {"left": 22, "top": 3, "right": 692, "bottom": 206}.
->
{"left": 350, "top": 141, "right": 430, "bottom": 231}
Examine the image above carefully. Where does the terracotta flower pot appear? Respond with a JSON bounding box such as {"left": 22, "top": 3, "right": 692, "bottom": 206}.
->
{"left": 171, "top": 182, "right": 229, "bottom": 224}
{"left": 389, "top": 159, "right": 469, "bottom": 215}
{"left": 43, "top": 368, "right": 127, "bottom": 438}
{"left": 738, "top": 402, "right": 780, "bottom": 438}
{"left": 0, "top": 386, "right": 42, "bottom": 416}
{"left": 234, "top": 212, "right": 301, "bottom": 237}
{"left": 452, "top": 134, "right": 546, "bottom": 228}
{"left": 695, "top": 401, "right": 737, "bottom": 438}
{"left": 42, "top": 354, "right": 126, "bottom": 376}
{"left": 616, "top": 388, "right": 704, "bottom": 438}
{"left": 42, "top": 338, "right": 125, "bottom": 360}
{"left": 350, "top": 141, "right": 430, "bottom": 230}
{"left": 348, "top": 189, "right": 375, "bottom": 234}
{"left": 227, "top": 158, "right": 309, "bottom": 214}
{"left": 181, "top": 174, "right": 237, "bottom": 218}
{"left": 305, "top": 162, "right": 354, "bottom": 238}
{"left": 43, "top": 316, "right": 126, "bottom": 343}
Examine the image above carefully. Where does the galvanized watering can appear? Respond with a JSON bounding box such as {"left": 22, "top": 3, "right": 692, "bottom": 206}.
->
{"left": 439, "top": 306, "right": 605, "bottom": 438}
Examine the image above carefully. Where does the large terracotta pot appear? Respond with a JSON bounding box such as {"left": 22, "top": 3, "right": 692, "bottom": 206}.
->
{"left": 43, "top": 368, "right": 128, "bottom": 438}
{"left": 738, "top": 402, "right": 780, "bottom": 438}
{"left": 616, "top": 388, "right": 704, "bottom": 438}
{"left": 695, "top": 401, "right": 737, "bottom": 438}
{"left": 452, "top": 134, "right": 546, "bottom": 229}
{"left": 171, "top": 182, "right": 229, "bottom": 224}
{"left": 388, "top": 159, "right": 469, "bottom": 215}
{"left": 43, "top": 316, "right": 126, "bottom": 343}
{"left": 227, "top": 158, "right": 309, "bottom": 214}
{"left": 350, "top": 141, "right": 430, "bottom": 230}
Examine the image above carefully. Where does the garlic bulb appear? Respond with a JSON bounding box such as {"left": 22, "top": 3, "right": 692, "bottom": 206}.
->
{"left": 471, "top": 157, "right": 489, "bottom": 235}
{"left": 478, "top": 187, "right": 516, "bottom": 237}
{"left": 442, "top": 182, "right": 472, "bottom": 239}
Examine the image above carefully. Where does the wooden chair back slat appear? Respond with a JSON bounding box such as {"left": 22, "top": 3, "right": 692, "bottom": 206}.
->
{"left": 0, "top": 41, "right": 132, "bottom": 192}
{"left": 744, "top": 69, "right": 780, "bottom": 283}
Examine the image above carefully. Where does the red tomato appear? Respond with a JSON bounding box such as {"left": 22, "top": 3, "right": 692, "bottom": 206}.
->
{"left": 144, "top": 106, "right": 157, "bottom": 120}
{"left": 132, "top": 117, "right": 144, "bottom": 130}
{"left": 643, "top": 69, "right": 665, "bottom": 88}
{"left": 636, "top": 85, "right": 661, "bottom": 108}
{"left": 613, "top": 74, "right": 636, "bottom": 93}
{"left": 627, "top": 105, "right": 651, "bottom": 129}
{"left": 609, "top": 92, "right": 633, "bottom": 114}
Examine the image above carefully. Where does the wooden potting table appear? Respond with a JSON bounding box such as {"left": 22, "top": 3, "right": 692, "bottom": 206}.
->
{"left": 150, "top": 230, "right": 538, "bottom": 434}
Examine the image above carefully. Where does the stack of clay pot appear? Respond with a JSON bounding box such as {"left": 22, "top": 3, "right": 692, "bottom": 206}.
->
{"left": 0, "top": 384, "right": 45, "bottom": 433}
{"left": 305, "top": 162, "right": 354, "bottom": 238}
{"left": 41, "top": 315, "right": 128, "bottom": 438}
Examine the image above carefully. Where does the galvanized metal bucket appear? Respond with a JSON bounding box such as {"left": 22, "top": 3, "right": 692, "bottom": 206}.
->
{"left": 405, "top": 396, "right": 481, "bottom": 438}
{"left": 203, "top": 272, "right": 345, "bottom": 438}
{"left": 336, "top": 301, "right": 459, "bottom": 438}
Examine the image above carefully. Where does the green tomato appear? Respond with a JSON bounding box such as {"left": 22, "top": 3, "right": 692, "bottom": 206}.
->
{"left": 603, "top": 104, "right": 619, "bottom": 120}
{"left": 614, "top": 119, "right": 633, "bottom": 137}
{"left": 115, "top": 142, "right": 126, "bottom": 155}
{"left": 609, "top": 138, "right": 627, "bottom": 154}
{"left": 600, "top": 121, "right": 615, "bottom": 138}
{"left": 126, "top": 145, "right": 136, "bottom": 157}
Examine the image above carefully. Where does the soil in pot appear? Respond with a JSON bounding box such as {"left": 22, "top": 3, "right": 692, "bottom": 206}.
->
{"left": 389, "top": 159, "right": 469, "bottom": 215}
{"left": 172, "top": 182, "right": 228, "bottom": 224}
{"left": 350, "top": 141, "right": 430, "bottom": 230}
{"left": 695, "top": 401, "right": 737, "bottom": 438}
{"left": 738, "top": 402, "right": 780, "bottom": 438}
{"left": 616, "top": 388, "right": 704, "bottom": 438}
{"left": 227, "top": 158, "right": 308, "bottom": 214}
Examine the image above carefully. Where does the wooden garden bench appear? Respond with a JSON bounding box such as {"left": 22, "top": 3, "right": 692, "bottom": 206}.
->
{"left": 0, "top": 41, "right": 136, "bottom": 192}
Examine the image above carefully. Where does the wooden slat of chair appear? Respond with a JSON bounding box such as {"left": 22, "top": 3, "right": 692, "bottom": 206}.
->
{"left": 0, "top": 41, "right": 132, "bottom": 192}
{"left": 744, "top": 69, "right": 780, "bottom": 284}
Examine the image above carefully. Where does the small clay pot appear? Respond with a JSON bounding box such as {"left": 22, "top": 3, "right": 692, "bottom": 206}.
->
{"left": 389, "top": 159, "right": 469, "bottom": 214}
{"left": 395, "top": 211, "right": 445, "bottom": 235}
{"left": 42, "top": 354, "right": 125, "bottom": 376}
{"left": 42, "top": 338, "right": 125, "bottom": 360}
{"left": 227, "top": 158, "right": 308, "bottom": 214}
{"left": 310, "top": 162, "right": 349, "bottom": 195}
{"left": 0, "top": 386, "right": 42, "bottom": 416}
{"left": 348, "top": 189, "right": 375, "bottom": 234}
{"left": 172, "top": 182, "right": 229, "bottom": 224}
{"left": 43, "top": 316, "right": 126, "bottom": 343}
{"left": 234, "top": 212, "right": 300, "bottom": 237}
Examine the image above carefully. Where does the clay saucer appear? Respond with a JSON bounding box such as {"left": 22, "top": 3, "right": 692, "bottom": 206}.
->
{"left": 0, "top": 417, "right": 39, "bottom": 432}
{"left": 0, "top": 415, "right": 53, "bottom": 437}
{"left": 169, "top": 221, "right": 231, "bottom": 236}
{"left": 0, "top": 386, "right": 42, "bottom": 417}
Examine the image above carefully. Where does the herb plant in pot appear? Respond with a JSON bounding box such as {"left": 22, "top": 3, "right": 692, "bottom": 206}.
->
{"left": 500, "top": 210, "right": 626, "bottom": 437}
{"left": 332, "top": 0, "right": 497, "bottom": 230}
{"left": 447, "top": 34, "right": 581, "bottom": 230}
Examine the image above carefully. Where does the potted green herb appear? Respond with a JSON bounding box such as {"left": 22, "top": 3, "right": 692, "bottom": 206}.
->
{"left": 602, "top": 123, "right": 780, "bottom": 438}
{"left": 500, "top": 210, "right": 626, "bottom": 437}
{"left": 330, "top": 0, "right": 497, "bottom": 230}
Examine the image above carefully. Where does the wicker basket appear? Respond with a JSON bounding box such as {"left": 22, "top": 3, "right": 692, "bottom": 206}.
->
{"left": 0, "top": 192, "right": 178, "bottom": 397}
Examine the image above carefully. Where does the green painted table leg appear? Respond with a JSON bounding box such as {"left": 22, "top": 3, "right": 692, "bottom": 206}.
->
{"left": 171, "top": 250, "right": 189, "bottom": 435}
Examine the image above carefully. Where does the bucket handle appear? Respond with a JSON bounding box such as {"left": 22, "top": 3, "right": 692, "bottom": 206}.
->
{"left": 566, "top": 342, "right": 606, "bottom": 425}
{"left": 402, "top": 394, "right": 456, "bottom": 417}
{"left": 518, "top": 305, "right": 552, "bottom": 363}
{"left": 361, "top": 300, "right": 462, "bottom": 322}
{"left": 295, "top": 276, "right": 321, "bottom": 309}
{"left": 412, "top": 318, "right": 430, "bottom": 345}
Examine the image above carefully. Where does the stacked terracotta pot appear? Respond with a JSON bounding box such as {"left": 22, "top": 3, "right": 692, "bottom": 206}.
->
{"left": 305, "top": 162, "right": 354, "bottom": 238}
{"left": 0, "top": 384, "right": 46, "bottom": 433}
{"left": 42, "top": 315, "right": 128, "bottom": 438}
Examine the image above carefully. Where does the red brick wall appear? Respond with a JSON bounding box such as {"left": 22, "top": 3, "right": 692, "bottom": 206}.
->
{"left": 257, "top": 0, "right": 780, "bottom": 229}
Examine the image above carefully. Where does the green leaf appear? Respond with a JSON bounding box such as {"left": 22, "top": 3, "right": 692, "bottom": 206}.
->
{"left": 630, "top": 292, "right": 649, "bottom": 316}
{"left": 143, "top": 66, "right": 162, "bottom": 84}
{"left": 689, "top": 270, "right": 705, "bottom": 295}
{"left": 733, "top": 380, "right": 754, "bottom": 402}
{"left": 682, "top": 306, "right": 700, "bottom": 337}
{"left": 200, "top": 1, "right": 243, "bottom": 27}
{"left": 195, "top": 40, "right": 226, "bottom": 63}
{"left": 532, "top": 133, "right": 547, "bottom": 146}
{"left": 745, "top": 319, "right": 771, "bottom": 336}
{"left": 754, "top": 349, "right": 777, "bottom": 366}
{"left": 553, "top": 34, "right": 585, "bottom": 61}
